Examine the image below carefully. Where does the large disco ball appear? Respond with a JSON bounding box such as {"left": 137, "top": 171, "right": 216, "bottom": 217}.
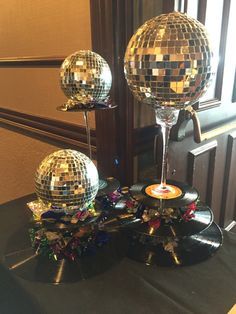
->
{"left": 60, "top": 50, "right": 112, "bottom": 105}
{"left": 35, "top": 149, "right": 99, "bottom": 210}
{"left": 124, "top": 12, "right": 213, "bottom": 108}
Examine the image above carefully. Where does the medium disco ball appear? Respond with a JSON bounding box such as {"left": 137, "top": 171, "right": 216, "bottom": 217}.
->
{"left": 124, "top": 12, "right": 213, "bottom": 108}
{"left": 35, "top": 149, "right": 99, "bottom": 210}
{"left": 60, "top": 50, "right": 112, "bottom": 104}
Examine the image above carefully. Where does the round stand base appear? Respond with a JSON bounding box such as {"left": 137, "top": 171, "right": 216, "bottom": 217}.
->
{"left": 127, "top": 222, "right": 223, "bottom": 267}
{"left": 3, "top": 225, "right": 127, "bottom": 284}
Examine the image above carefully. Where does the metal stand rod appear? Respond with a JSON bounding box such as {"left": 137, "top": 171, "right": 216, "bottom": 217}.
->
{"left": 83, "top": 111, "right": 92, "bottom": 159}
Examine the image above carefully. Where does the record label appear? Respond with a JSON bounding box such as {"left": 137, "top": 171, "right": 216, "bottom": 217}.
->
{"left": 130, "top": 180, "right": 199, "bottom": 208}
{"left": 145, "top": 184, "right": 182, "bottom": 199}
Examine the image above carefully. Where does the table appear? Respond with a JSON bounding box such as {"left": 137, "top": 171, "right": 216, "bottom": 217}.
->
{"left": 0, "top": 194, "right": 235, "bottom": 314}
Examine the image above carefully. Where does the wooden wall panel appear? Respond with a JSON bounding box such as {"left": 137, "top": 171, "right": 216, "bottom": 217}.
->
{"left": 166, "top": 128, "right": 236, "bottom": 226}
{"left": 220, "top": 132, "right": 236, "bottom": 227}
{"left": 0, "top": 107, "right": 96, "bottom": 156}
{"left": 90, "top": 0, "right": 135, "bottom": 184}
{"left": 187, "top": 141, "right": 217, "bottom": 206}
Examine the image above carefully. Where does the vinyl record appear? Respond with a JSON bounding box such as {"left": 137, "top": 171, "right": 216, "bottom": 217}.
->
{"left": 57, "top": 103, "right": 116, "bottom": 113}
{"left": 97, "top": 177, "right": 120, "bottom": 197}
{"left": 37, "top": 212, "right": 101, "bottom": 232}
{"left": 130, "top": 180, "right": 199, "bottom": 208}
{"left": 133, "top": 205, "right": 213, "bottom": 238}
{"left": 97, "top": 208, "right": 142, "bottom": 232}
{"left": 4, "top": 224, "right": 127, "bottom": 284}
{"left": 127, "top": 222, "right": 223, "bottom": 266}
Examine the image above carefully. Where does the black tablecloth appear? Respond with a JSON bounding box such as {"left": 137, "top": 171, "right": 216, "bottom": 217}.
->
{"left": 0, "top": 194, "right": 235, "bottom": 314}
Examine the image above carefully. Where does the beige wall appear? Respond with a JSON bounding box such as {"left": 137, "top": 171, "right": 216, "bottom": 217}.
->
{"left": 0, "top": 0, "right": 91, "bottom": 58}
{"left": 0, "top": 1, "right": 96, "bottom": 204}
{"left": 0, "top": 67, "right": 94, "bottom": 127}
{"left": 0, "top": 128, "right": 61, "bottom": 204}
{"left": 0, "top": 0, "right": 95, "bottom": 128}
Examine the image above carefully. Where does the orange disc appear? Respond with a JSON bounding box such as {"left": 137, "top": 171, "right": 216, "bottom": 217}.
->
{"left": 145, "top": 184, "right": 182, "bottom": 200}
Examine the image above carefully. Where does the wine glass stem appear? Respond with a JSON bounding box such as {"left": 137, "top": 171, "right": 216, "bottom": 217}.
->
{"left": 160, "top": 124, "right": 171, "bottom": 190}
{"left": 83, "top": 111, "right": 92, "bottom": 159}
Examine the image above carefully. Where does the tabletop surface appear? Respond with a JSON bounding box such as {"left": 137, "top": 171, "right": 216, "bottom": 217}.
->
{"left": 0, "top": 194, "right": 235, "bottom": 314}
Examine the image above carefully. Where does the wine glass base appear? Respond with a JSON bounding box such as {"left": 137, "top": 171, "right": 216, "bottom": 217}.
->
{"left": 145, "top": 184, "right": 182, "bottom": 200}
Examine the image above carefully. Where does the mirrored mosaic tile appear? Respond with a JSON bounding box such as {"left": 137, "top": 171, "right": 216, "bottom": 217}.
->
{"left": 35, "top": 150, "right": 99, "bottom": 209}
{"left": 60, "top": 50, "right": 112, "bottom": 105}
{"left": 124, "top": 12, "right": 213, "bottom": 108}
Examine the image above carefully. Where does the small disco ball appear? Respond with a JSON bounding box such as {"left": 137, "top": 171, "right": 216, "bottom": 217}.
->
{"left": 35, "top": 149, "right": 99, "bottom": 210}
{"left": 60, "top": 50, "right": 112, "bottom": 105}
{"left": 124, "top": 12, "right": 213, "bottom": 108}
